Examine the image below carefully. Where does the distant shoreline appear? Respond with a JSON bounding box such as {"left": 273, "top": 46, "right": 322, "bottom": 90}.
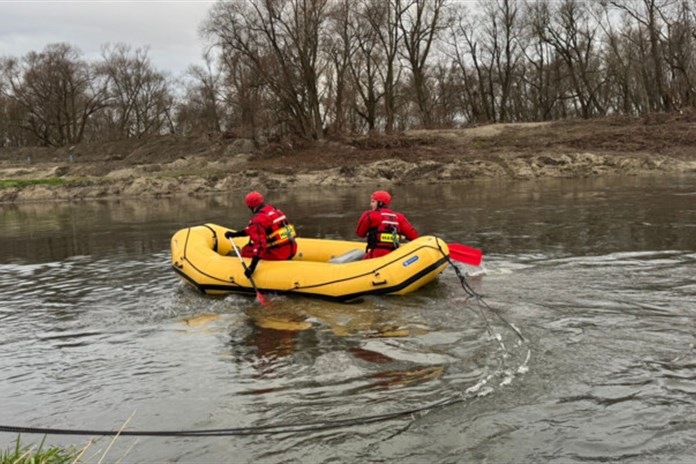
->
{"left": 1, "top": 153, "right": 693, "bottom": 204}
{"left": 2, "top": 120, "right": 695, "bottom": 204}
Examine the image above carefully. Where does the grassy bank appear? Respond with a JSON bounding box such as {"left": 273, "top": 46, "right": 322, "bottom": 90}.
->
{"left": 1, "top": 434, "right": 129, "bottom": 464}
{"left": 0, "top": 178, "right": 69, "bottom": 189}
{"left": 0, "top": 177, "right": 107, "bottom": 190}
{"left": 1, "top": 437, "right": 80, "bottom": 464}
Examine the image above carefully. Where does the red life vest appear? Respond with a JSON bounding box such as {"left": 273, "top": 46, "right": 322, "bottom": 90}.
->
{"left": 366, "top": 208, "right": 401, "bottom": 252}
{"left": 258, "top": 205, "right": 297, "bottom": 249}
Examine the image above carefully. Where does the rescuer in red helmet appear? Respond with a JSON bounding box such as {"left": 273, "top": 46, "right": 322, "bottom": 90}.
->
{"left": 225, "top": 191, "right": 297, "bottom": 277}
{"left": 355, "top": 190, "right": 418, "bottom": 259}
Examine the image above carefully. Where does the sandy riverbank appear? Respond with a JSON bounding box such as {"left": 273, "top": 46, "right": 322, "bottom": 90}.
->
{"left": 1, "top": 117, "right": 695, "bottom": 204}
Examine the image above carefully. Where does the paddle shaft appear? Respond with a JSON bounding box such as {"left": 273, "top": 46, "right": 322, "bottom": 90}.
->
{"left": 228, "top": 237, "right": 267, "bottom": 305}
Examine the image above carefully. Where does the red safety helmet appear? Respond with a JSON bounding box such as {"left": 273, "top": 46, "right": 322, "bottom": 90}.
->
{"left": 371, "top": 190, "right": 391, "bottom": 206}
{"left": 245, "top": 191, "right": 264, "bottom": 209}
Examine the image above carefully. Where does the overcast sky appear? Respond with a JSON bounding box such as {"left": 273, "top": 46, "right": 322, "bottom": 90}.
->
{"left": 0, "top": 1, "right": 215, "bottom": 76}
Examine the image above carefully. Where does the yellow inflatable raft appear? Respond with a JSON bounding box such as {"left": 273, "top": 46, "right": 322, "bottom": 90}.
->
{"left": 171, "top": 223, "right": 450, "bottom": 301}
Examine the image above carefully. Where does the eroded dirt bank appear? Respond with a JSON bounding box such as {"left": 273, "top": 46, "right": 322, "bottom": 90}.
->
{"left": 2, "top": 117, "right": 695, "bottom": 203}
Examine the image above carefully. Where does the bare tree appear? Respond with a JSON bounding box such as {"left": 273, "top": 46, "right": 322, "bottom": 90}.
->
{"left": 488, "top": 0, "right": 524, "bottom": 121}
{"left": 447, "top": 3, "right": 497, "bottom": 123}
{"left": 659, "top": 0, "right": 695, "bottom": 108}
{"left": 608, "top": 0, "right": 674, "bottom": 111}
{"left": 98, "top": 43, "right": 174, "bottom": 139}
{"left": 8, "top": 0, "right": 696, "bottom": 149}
{"left": 594, "top": 1, "right": 644, "bottom": 114}
{"left": 324, "top": 0, "right": 356, "bottom": 135}
{"left": 364, "top": 0, "right": 405, "bottom": 132}
{"left": 429, "top": 61, "right": 460, "bottom": 126}
{"left": 462, "top": 0, "right": 526, "bottom": 122}
{"left": 0, "top": 43, "right": 108, "bottom": 146}
{"left": 0, "top": 81, "right": 8, "bottom": 147}
{"left": 522, "top": 0, "right": 564, "bottom": 120}
{"left": 399, "top": 0, "right": 447, "bottom": 128}
{"left": 204, "top": 0, "right": 329, "bottom": 141}
{"left": 347, "top": 0, "right": 387, "bottom": 131}
{"left": 540, "top": 0, "right": 607, "bottom": 118}
{"left": 175, "top": 54, "right": 227, "bottom": 135}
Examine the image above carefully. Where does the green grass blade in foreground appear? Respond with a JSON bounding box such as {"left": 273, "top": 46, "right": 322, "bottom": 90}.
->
{"left": 1, "top": 436, "right": 78, "bottom": 464}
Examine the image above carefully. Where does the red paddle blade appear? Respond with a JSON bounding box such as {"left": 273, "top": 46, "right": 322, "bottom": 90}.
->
{"left": 256, "top": 291, "right": 268, "bottom": 305}
{"left": 448, "top": 243, "right": 483, "bottom": 266}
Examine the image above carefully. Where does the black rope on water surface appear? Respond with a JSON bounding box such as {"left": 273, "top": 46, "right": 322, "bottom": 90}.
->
{"left": 0, "top": 397, "right": 467, "bottom": 438}
{"left": 436, "top": 239, "right": 525, "bottom": 343}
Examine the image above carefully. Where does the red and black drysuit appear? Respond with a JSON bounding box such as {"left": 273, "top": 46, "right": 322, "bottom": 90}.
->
{"left": 240, "top": 204, "right": 297, "bottom": 261}
{"left": 355, "top": 207, "right": 419, "bottom": 259}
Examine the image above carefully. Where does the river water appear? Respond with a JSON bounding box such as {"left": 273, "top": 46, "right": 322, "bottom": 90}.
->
{"left": 1, "top": 175, "right": 695, "bottom": 463}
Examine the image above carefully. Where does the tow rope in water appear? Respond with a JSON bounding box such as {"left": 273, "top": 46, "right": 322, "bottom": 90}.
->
{"left": 0, "top": 396, "right": 468, "bottom": 437}
{"left": 437, "top": 240, "right": 525, "bottom": 343}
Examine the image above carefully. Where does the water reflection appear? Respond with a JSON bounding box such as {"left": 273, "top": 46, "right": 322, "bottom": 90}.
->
{"left": 3, "top": 175, "right": 694, "bottom": 263}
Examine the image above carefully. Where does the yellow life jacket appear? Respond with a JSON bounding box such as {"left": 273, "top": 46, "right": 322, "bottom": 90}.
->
{"left": 264, "top": 209, "right": 297, "bottom": 248}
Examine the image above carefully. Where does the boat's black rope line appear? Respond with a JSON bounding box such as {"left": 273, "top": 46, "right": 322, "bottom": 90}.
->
{"left": 0, "top": 396, "right": 467, "bottom": 438}
{"left": 435, "top": 238, "right": 525, "bottom": 343}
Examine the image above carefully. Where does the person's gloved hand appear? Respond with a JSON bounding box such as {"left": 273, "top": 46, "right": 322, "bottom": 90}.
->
{"left": 225, "top": 230, "right": 246, "bottom": 239}
{"left": 244, "top": 256, "right": 260, "bottom": 279}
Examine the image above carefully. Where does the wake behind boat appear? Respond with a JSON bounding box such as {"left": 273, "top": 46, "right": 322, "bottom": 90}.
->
{"left": 171, "top": 223, "right": 451, "bottom": 301}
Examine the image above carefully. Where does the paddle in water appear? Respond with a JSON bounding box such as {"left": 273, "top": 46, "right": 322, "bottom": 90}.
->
{"left": 228, "top": 237, "right": 268, "bottom": 305}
